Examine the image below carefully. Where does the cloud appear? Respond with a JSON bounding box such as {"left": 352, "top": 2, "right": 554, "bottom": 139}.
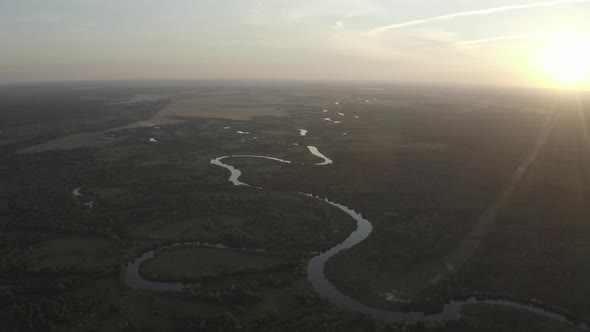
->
{"left": 368, "top": 0, "right": 590, "bottom": 36}
{"left": 456, "top": 32, "right": 556, "bottom": 46}
{"left": 67, "top": 26, "right": 90, "bottom": 33}
{"left": 342, "top": 9, "right": 362, "bottom": 19}
{"left": 0, "top": 15, "right": 61, "bottom": 24}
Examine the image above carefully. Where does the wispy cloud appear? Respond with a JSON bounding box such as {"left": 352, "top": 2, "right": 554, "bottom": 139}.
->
{"left": 456, "top": 32, "right": 556, "bottom": 46}
{"left": 368, "top": 0, "right": 590, "bottom": 36}
{"left": 342, "top": 9, "right": 362, "bottom": 19}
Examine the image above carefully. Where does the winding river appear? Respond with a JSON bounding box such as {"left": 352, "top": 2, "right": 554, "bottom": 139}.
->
{"left": 307, "top": 146, "right": 333, "bottom": 165}
{"left": 72, "top": 187, "right": 94, "bottom": 208}
{"left": 125, "top": 241, "right": 265, "bottom": 292}
{"left": 125, "top": 147, "right": 589, "bottom": 329}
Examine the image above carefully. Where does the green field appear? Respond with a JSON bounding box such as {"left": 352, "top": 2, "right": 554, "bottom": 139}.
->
{"left": 12, "top": 237, "right": 118, "bottom": 272}
{"left": 141, "top": 247, "right": 290, "bottom": 281}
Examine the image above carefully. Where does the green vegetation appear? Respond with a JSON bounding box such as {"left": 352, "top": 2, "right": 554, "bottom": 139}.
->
{"left": 446, "top": 107, "right": 590, "bottom": 319}
{"left": 1, "top": 81, "right": 587, "bottom": 331}
{"left": 7, "top": 237, "right": 117, "bottom": 273}
{"left": 141, "top": 247, "right": 292, "bottom": 282}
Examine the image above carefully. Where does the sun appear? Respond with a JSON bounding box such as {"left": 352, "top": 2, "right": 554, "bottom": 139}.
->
{"left": 536, "top": 35, "right": 590, "bottom": 89}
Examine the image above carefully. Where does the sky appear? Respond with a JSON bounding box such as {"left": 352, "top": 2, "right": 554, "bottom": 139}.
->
{"left": 1, "top": 0, "right": 590, "bottom": 88}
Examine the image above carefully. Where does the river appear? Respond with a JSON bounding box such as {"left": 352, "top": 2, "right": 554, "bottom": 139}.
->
{"left": 124, "top": 147, "right": 588, "bottom": 329}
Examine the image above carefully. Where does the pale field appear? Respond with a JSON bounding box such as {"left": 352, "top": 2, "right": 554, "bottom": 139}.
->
{"left": 17, "top": 132, "right": 119, "bottom": 153}
{"left": 16, "top": 92, "right": 295, "bottom": 153}
{"left": 0, "top": 136, "right": 34, "bottom": 147}
{"left": 16, "top": 117, "right": 181, "bottom": 154}
{"left": 106, "top": 93, "right": 177, "bottom": 105}
{"left": 157, "top": 95, "right": 290, "bottom": 120}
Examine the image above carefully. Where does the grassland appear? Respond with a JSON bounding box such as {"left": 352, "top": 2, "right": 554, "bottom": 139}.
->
{"left": 141, "top": 247, "right": 290, "bottom": 281}
{"left": 158, "top": 94, "right": 289, "bottom": 120}
{"left": 10, "top": 236, "right": 118, "bottom": 273}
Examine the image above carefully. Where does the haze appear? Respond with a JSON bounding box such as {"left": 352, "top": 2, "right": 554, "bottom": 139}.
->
{"left": 4, "top": 2, "right": 590, "bottom": 331}
{"left": 2, "top": 0, "right": 590, "bottom": 88}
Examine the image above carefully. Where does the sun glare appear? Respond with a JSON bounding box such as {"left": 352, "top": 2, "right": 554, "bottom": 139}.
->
{"left": 537, "top": 35, "right": 590, "bottom": 89}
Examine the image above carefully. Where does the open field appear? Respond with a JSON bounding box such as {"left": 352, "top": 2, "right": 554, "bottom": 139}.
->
{"left": 141, "top": 247, "right": 290, "bottom": 281}
{"left": 16, "top": 118, "right": 182, "bottom": 154}
{"left": 158, "top": 94, "right": 290, "bottom": 120}
{"left": 8, "top": 236, "right": 118, "bottom": 273}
